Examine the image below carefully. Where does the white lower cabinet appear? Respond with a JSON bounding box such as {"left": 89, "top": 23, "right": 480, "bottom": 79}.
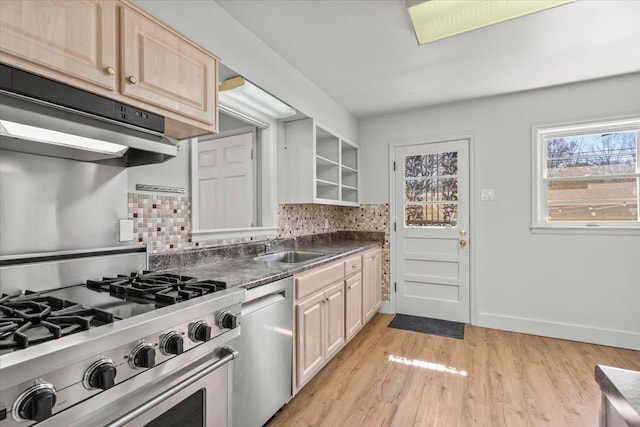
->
{"left": 295, "top": 280, "right": 345, "bottom": 389}
{"left": 293, "top": 248, "right": 381, "bottom": 395}
{"left": 362, "top": 247, "right": 382, "bottom": 324}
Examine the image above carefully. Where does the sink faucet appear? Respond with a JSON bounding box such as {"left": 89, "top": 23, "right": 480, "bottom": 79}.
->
{"left": 262, "top": 241, "right": 272, "bottom": 254}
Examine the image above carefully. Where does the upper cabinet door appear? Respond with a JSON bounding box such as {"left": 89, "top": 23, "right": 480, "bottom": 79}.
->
{"left": 120, "top": 6, "right": 217, "bottom": 126}
{"left": 0, "top": 0, "right": 117, "bottom": 92}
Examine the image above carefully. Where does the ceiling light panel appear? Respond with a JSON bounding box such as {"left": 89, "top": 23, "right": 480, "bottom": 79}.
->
{"left": 219, "top": 76, "right": 296, "bottom": 119}
{"left": 407, "top": 0, "right": 575, "bottom": 44}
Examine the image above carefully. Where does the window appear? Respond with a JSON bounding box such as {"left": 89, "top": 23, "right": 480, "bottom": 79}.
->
{"left": 532, "top": 116, "right": 639, "bottom": 232}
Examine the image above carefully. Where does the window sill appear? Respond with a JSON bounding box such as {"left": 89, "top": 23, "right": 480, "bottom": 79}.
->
{"left": 191, "top": 227, "right": 279, "bottom": 242}
{"left": 530, "top": 224, "right": 640, "bottom": 236}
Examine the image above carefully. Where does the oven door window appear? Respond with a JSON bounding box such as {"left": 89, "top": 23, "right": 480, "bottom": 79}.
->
{"left": 144, "top": 389, "right": 205, "bottom": 427}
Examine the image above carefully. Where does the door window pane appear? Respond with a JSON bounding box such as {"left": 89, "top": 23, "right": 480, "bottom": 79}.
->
{"left": 404, "top": 151, "right": 458, "bottom": 228}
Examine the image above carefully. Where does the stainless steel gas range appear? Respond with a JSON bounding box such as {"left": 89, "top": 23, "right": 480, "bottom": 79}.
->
{"left": 0, "top": 246, "right": 245, "bottom": 427}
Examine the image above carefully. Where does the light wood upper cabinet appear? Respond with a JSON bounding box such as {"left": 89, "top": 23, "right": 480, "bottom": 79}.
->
{"left": 0, "top": 0, "right": 219, "bottom": 139}
{"left": 120, "top": 6, "right": 216, "bottom": 127}
{"left": 0, "top": 0, "right": 117, "bottom": 92}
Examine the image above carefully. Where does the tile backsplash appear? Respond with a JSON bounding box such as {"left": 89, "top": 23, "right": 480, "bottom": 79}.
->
{"left": 129, "top": 194, "right": 391, "bottom": 301}
{"left": 279, "top": 203, "right": 391, "bottom": 301}
{"left": 128, "top": 193, "right": 192, "bottom": 253}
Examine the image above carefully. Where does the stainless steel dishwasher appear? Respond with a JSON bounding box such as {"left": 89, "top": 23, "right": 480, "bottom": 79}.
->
{"left": 231, "top": 276, "right": 293, "bottom": 427}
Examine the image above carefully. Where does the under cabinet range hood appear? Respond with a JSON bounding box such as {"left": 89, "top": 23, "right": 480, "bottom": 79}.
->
{"left": 0, "top": 64, "right": 178, "bottom": 167}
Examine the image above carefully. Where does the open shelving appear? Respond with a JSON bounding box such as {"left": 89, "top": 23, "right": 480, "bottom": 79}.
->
{"left": 282, "top": 118, "right": 359, "bottom": 206}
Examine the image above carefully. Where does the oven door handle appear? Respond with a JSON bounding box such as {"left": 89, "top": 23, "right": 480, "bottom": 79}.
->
{"left": 106, "top": 346, "right": 238, "bottom": 427}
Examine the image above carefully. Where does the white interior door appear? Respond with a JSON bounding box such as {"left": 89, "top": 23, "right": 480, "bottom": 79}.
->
{"left": 394, "top": 140, "right": 470, "bottom": 323}
{"left": 198, "top": 132, "right": 253, "bottom": 229}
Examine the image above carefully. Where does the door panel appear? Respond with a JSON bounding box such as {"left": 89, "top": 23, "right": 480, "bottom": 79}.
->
{"left": 121, "top": 6, "right": 216, "bottom": 125}
{"left": 296, "top": 292, "right": 325, "bottom": 387}
{"left": 198, "top": 132, "right": 253, "bottom": 230}
{"left": 394, "top": 140, "right": 470, "bottom": 322}
{"left": 324, "top": 282, "right": 345, "bottom": 359}
{"left": 345, "top": 273, "right": 363, "bottom": 341}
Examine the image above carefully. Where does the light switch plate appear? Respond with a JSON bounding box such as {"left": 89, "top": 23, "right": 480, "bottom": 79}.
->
{"left": 481, "top": 189, "right": 495, "bottom": 200}
{"left": 119, "top": 219, "right": 134, "bottom": 242}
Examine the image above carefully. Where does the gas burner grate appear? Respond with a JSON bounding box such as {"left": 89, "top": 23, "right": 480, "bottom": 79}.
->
{"left": 84, "top": 273, "right": 225, "bottom": 306}
{"left": 0, "top": 293, "right": 114, "bottom": 353}
{"left": 155, "top": 280, "right": 227, "bottom": 304}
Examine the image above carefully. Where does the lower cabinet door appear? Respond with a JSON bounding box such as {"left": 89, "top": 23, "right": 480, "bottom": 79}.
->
{"left": 324, "top": 281, "right": 346, "bottom": 360}
{"left": 345, "top": 273, "right": 363, "bottom": 341}
{"left": 362, "top": 248, "right": 382, "bottom": 323}
{"left": 296, "top": 291, "right": 325, "bottom": 387}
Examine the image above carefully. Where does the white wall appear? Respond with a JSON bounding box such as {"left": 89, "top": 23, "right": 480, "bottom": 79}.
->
{"left": 127, "top": 139, "right": 191, "bottom": 193}
{"left": 132, "top": 0, "right": 358, "bottom": 142}
{"left": 360, "top": 73, "right": 640, "bottom": 350}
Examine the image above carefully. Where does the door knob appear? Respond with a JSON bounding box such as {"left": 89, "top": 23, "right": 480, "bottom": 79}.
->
{"left": 127, "top": 76, "right": 138, "bottom": 84}
{"left": 104, "top": 66, "right": 115, "bottom": 75}
{"left": 459, "top": 239, "right": 467, "bottom": 248}
{"left": 460, "top": 230, "right": 467, "bottom": 236}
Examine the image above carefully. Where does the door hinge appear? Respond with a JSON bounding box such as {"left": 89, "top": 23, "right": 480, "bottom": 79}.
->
{"left": 393, "top": 222, "right": 396, "bottom": 232}
{"left": 394, "top": 282, "right": 397, "bottom": 292}
{"left": 250, "top": 149, "right": 253, "bottom": 160}
{"left": 393, "top": 161, "right": 396, "bottom": 171}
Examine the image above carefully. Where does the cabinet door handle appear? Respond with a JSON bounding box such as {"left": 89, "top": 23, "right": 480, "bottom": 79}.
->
{"left": 104, "top": 66, "right": 116, "bottom": 75}
{"left": 127, "top": 76, "right": 138, "bottom": 84}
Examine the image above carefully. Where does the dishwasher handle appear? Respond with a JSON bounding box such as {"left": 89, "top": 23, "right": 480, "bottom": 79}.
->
{"left": 242, "top": 291, "right": 286, "bottom": 316}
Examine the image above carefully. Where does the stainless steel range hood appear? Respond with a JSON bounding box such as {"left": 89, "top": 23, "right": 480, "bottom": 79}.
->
{"left": 0, "top": 64, "right": 178, "bottom": 167}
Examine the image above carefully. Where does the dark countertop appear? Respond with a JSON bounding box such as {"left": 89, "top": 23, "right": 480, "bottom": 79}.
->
{"left": 595, "top": 364, "right": 640, "bottom": 426}
{"left": 165, "top": 240, "right": 382, "bottom": 289}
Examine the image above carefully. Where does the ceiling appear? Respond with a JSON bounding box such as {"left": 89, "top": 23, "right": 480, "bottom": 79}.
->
{"left": 215, "top": 0, "right": 640, "bottom": 119}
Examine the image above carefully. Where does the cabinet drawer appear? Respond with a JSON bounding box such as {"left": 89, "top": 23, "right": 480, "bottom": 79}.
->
{"left": 295, "top": 261, "right": 344, "bottom": 300}
{"left": 344, "top": 255, "right": 361, "bottom": 276}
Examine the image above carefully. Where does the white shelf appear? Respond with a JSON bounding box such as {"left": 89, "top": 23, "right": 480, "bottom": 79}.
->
{"left": 341, "top": 184, "right": 358, "bottom": 191}
{"left": 317, "top": 178, "right": 339, "bottom": 187}
{"left": 341, "top": 164, "right": 358, "bottom": 173}
{"left": 316, "top": 155, "right": 339, "bottom": 166}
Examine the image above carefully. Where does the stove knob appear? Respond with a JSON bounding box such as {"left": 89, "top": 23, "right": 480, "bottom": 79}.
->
{"left": 189, "top": 321, "right": 212, "bottom": 343}
{"left": 218, "top": 311, "right": 239, "bottom": 329}
{"left": 83, "top": 358, "right": 117, "bottom": 391}
{"left": 160, "top": 331, "right": 184, "bottom": 355}
{"left": 13, "top": 383, "right": 56, "bottom": 423}
{"left": 129, "top": 342, "right": 156, "bottom": 369}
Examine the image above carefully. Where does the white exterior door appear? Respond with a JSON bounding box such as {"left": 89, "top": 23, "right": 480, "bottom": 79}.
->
{"left": 198, "top": 132, "right": 253, "bottom": 229}
{"left": 394, "top": 140, "right": 470, "bottom": 323}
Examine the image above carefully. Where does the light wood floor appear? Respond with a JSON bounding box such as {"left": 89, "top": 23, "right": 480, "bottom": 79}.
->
{"left": 269, "top": 314, "right": 640, "bottom": 427}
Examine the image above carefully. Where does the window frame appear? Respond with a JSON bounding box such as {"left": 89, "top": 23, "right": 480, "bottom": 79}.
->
{"left": 531, "top": 115, "right": 640, "bottom": 235}
{"left": 190, "top": 104, "right": 279, "bottom": 242}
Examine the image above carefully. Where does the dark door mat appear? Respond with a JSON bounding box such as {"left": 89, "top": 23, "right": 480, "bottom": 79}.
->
{"left": 389, "top": 314, "right": 465, "bottom": 339}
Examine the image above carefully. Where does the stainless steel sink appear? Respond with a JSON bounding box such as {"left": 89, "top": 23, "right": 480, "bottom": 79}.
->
{"left": 254, "top": 250, "right": 325, "bottom": 264}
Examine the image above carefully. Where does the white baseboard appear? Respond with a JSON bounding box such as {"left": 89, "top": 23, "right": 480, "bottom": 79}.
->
{"left": 475, "top": 312, "right": 640, "bottom": 351}
{"left": 380, "top": 301, "right": 395, "bottom": 314}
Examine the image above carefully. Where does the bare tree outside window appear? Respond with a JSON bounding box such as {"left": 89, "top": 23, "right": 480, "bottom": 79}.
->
{"left": 404, "top": 152, "right": 459, "bottom": 227}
